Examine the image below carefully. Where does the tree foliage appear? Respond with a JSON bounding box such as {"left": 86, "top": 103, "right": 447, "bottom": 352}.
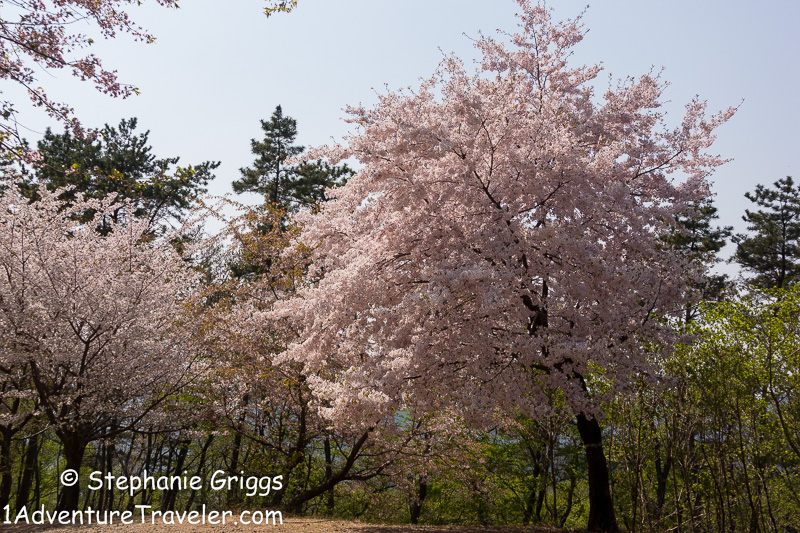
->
{"left": 275, "top": 3, "right": 733, "bottom": 531}
{"left": 233, "top": 106, "right": 352, "bottom": 211}
{"left": 194, "top": 202, "right": 442, "bottom": 514}
{"left": 664, "top": 197, "right": 732, "bottom": 321}
{"left": 10, "top": 1, "right": 800, "bottom": 528}
{"left": 0, "top": 0, "right": 180, "bottom": 155}
{"left": 22, "top": 118, "right": 218, "bottom": 231}
{"left": 0, "top": 182, "right": 202, "bottom": 510}
{"left": 264, "top": 0, "right": 298, "bottom": 17}
{"left": 733, "top": 176, "right": 800, "bottom": 289}
{"left": 0, "top": 0, "right": 288, "bottom": 157}
{"left": 603, "top": 287, "right": 800, "bottom": 532}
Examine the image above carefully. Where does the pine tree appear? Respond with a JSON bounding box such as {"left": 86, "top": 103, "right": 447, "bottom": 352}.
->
{"left": 667, "top": 197, "right": 732, "bottom": 321}
{"left": 233, "top": 105, "right": 352, "bottom": 210}
{"left": 25, "top": 118, "right": 218, "bottom": 231}
{"left": 733, "top": 176, "right": 800, "bottom": 289}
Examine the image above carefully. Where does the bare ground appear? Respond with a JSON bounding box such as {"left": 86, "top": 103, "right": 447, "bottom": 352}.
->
{"left": 0, "top": 516, "right": 578, "bottom": 533}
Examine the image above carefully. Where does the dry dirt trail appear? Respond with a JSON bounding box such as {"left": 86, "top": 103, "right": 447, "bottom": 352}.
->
{"left": 0, "top": 517, "right": 576, "bottom": 533}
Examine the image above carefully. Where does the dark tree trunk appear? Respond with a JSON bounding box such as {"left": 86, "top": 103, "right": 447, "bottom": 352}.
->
{"left": 324, "top": 437, "right": 334, "bottom": 513}
{"left": 97, "top": 437, "right": 107, "bottom": 512}
{"left": 560, "top": 470, "right": 577, "bottom": 527}
{"left": 283, "top": 430, "right": 372, "bottom": 513}
{"left": 56, "top": 437, "right": 86, "bottom": 512}
{"left": 228, "top": 396, "right": 249, "bottom": 506}
{"left": 522, "top": 480, "right": 537, "bottom": 525}
{"left": 535, "top": 486, "right": 545, "bottom": 522}
{"left": 409, "top": 477, "right": 427, "bottom": 524}
{"left": 104, "top": 438, "right": 115, "bottom": 511}
{"left": 162, "top": 439, "right": 189, "bottom": 512}
{"left": 185, "top": 434, "right": 214, "bottom": 512}
{"left": 270, "top": 396, "right": 309, "bottom": 508}
{"left": 229, "top": 427, "right": 243, "bottom": 474}
{"left": 34, "top": 452, "right": 41, "bottom": 508}
{"left": 654, "top": 448, "right": 672, "bottom": 514}
{"left": 227, "top": 427, "right": 244, "bottom": 506}
{"left": 16, "top": 435, "right": 38, "bottom": 511}
{"left": 576, "top": 413, "right": 619, "bottom": 532}
{"left": 0, "top": 427, "right": 12, "bottom": 510}
{"left": 142, "top": 431, "right": 154, "bottom": 506}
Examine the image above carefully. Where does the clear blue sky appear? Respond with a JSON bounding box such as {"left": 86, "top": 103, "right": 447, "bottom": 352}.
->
{"left": 17, "top": 0, "right": 800, "bottom": 272}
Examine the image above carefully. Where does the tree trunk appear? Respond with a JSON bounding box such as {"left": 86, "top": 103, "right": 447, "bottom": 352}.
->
{"left": 56, "top": 436, "right": 86, "bottom": 512}
{"left": 270, "top": 397, "right": 309, "bottom": 508}
{"left": 535, "top": 485, "right": 546, "bottom": 523}
{"left": 576, "top": 413, "right": 619, "bottom": 532}
{"left": 409, "top": 477, "right": 427, "bottom": 524}
{"left": 283, "top": 430, "right": 372, "bottom": 513}
{"left": 522, "top": 479, "right": 537, "bottom": 525}
{"left": 324, "top": 437, "right": 334, "bottom": 513}
{"left": 162, "top": 439, "right": 189, "bottom": 512}
{"left": 0, "top": 427, "right": 12, "bottom": 510}
{"left": 97, "top": 437, "right": 107, "bottom": 512}
{"left": 142, "top": 431, "right": 154, "bottom": 506}
{"left": 16, "top": 435, "right": 38, "bottom": 511}
{"left": 654, "top": 450, "right": 672, "bottom": 515}
{"left": 185, "top": 434, "right": 214, "bottom": 512}
{"left": 228, "top": 397, "right": 248, "bottom": 506}
{"left": 105, "top": 438, "right": 115, "bottom": 511}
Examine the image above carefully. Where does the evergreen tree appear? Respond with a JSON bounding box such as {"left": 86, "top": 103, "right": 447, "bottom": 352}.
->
{"left": 293, "top": 160, "right": 354, "bottom": 208}
{"left": 24, "top": 118, "right": 219, "bottom": 231}
{"left": 666, "top": 197, "right": 732, "bottom": 321}
{"left": 733, "top": 176, "right": 800, "bottom": 289}
{"left": 233, "top": 105, "right": 352, "bottom": 210}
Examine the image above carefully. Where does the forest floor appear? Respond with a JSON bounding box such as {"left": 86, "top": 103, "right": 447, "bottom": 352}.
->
{"left": 0, "top": 516, "right": 578, "bottom": 532}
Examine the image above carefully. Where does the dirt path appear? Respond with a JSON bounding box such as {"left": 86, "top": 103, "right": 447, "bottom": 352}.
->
{"left": 0, "top": 517, "right": 575, "bottom": 532}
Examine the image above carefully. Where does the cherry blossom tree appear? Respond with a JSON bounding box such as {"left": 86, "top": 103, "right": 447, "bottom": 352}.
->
{"left": 275, "top": 2, "right": 734, "bottom": 531}
{"left": 0, "top": 0, "right": 183, "bottom": 154}
{"left": 198, "top": 202, "right": 445, "bottom": 512}
{"left": 0, "top": 182, "right": 202, "bottom": 511}
{"left": 0, "top": 0, "right": 284, "bottom": 155}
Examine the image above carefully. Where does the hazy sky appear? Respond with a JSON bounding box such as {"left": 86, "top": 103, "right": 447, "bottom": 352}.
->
{"left": 15, "top": 0, "right": 800, "bottom": 271}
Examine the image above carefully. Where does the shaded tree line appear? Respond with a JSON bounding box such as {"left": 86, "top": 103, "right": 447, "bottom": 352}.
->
{"left": 2, "top": 5, "right": 800, "bottom": 530}
{"left": 1, "top": 117, "right": 800, "bottom": 533}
